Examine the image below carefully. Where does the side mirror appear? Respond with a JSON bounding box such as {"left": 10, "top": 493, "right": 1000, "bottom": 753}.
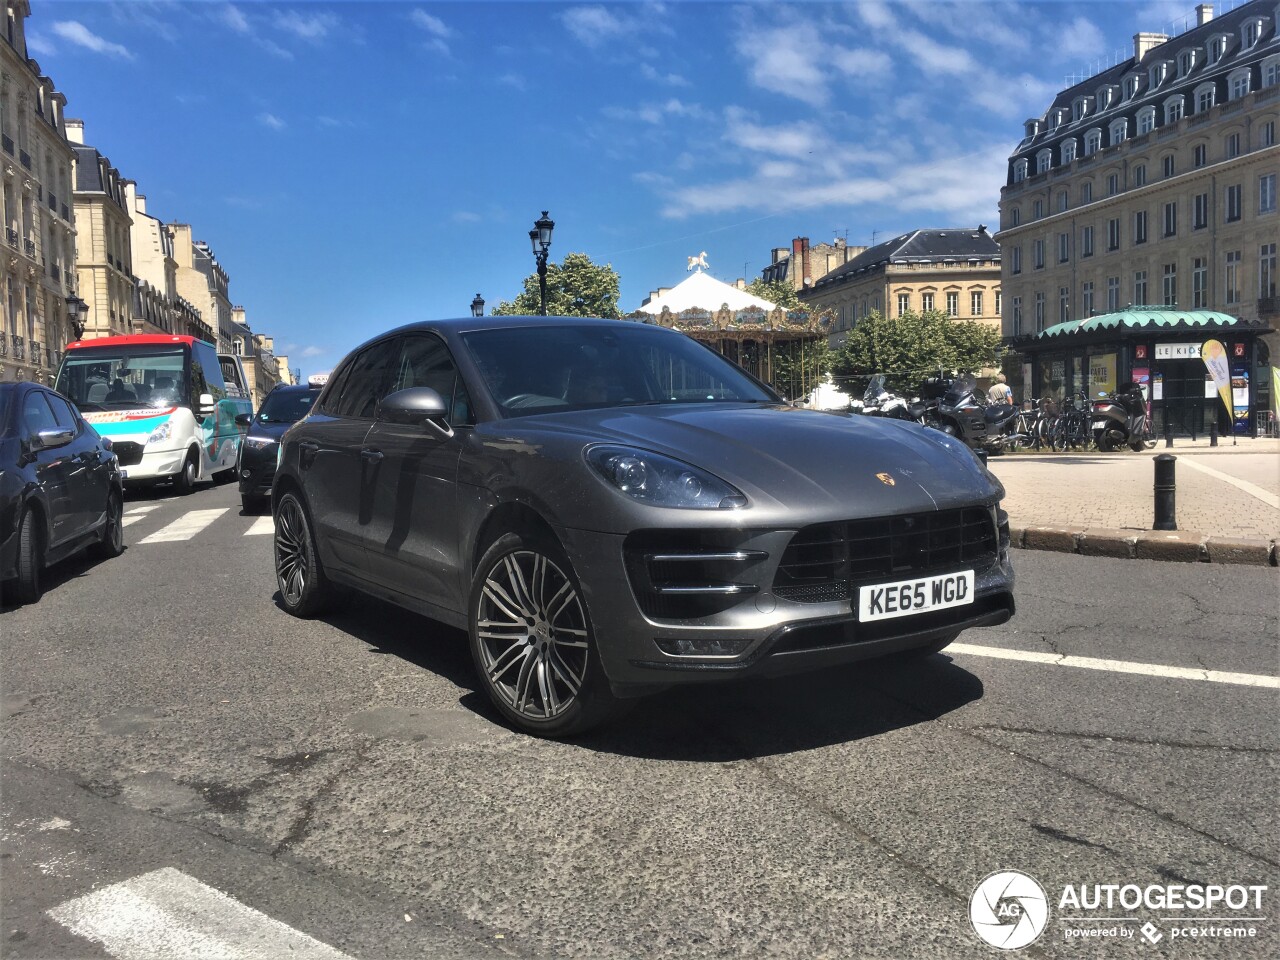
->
{"left": 198, "top": 392, "right": 215, "bottom": 416}
{"left": 377, "top": 387, "right": 452, "bottom": 438}
{"left": 31, "top": 427, "right": 76, "bottom": 452}
{"left": 234, "top": 413, "right": 252, "bottom": 429}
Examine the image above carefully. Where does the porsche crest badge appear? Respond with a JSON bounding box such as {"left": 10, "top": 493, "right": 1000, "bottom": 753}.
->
{"left": 876, "top": 473, "right": 895, "bottom": 486}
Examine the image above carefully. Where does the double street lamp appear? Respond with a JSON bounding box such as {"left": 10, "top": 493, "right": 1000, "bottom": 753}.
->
{"left": 65, "top": 294, "right": 87, "bottom": 341}
{"left": 470, "top": 293, "right": 485, "bottom": 317}
{"left": 528, "top": 211, "right": 555, "bottom": 316}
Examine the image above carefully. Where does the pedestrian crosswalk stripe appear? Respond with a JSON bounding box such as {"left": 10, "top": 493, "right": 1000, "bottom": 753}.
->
{"left": 123, "top": 504, "right": 160, "bottom": 516}
{"left": 245, "top": 516, "right": 274, "bottom": 536}
{"left": 47, "top": 867, "right": 354, "bottom": 960}
{"left": 137, "top": 508, "right": 229, "bottom": 544}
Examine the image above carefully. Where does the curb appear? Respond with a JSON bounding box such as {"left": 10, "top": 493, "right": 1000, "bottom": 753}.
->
{"left": 1009, "top": 525, "right": 1277, "bottom": 567}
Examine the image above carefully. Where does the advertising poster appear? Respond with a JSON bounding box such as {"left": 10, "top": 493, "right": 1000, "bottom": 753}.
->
{"left": 1153, "top": 373, "right": 1163, "bottom": 401}
{"left": 1200, "top": 339, "right": 1233, "bottom": 419}
{"left": 1088, "top": 353, "right": 1116, "bottom": 398}
{"left": 1231, "top": 364, "right": 1250, "bottom": 433}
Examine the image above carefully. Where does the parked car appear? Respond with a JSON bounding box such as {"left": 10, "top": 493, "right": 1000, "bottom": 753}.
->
{"left": 0, "top": 381, "right": 124, "bottom": 605}
{"left": 272, "top": 317, "right": 1014, "bottom": 737}
{"left": 236, "top": 377, "right": 325, "bottom": 512}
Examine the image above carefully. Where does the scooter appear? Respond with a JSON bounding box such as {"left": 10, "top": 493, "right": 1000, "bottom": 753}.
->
{"left": 1091, "top": 381, "right": 1153, "bottom": 452}
{"left": 933, "top": 376, "right": 1022, "bottom": 453}
{"left": 861, "top": 375, "right": 912, "bottom": 420}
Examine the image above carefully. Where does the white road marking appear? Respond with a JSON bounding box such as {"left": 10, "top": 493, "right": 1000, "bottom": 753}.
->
{"left": 123, "top": 504, "right": 160, "bottom": 516}
{"left": 1179, "top": 456, "right": 1280, "bottom": 509}
{"left": 244, "top": 516, "right": 275, "bottom": 536}
{"left": 949, "top": 642, "right": 1279, "bottom": 689}
{"left": 47, "top": 867, "right": 354, "bottom": 960}
{"left": 137, "top": 509, "right": 228, "bottom": 544}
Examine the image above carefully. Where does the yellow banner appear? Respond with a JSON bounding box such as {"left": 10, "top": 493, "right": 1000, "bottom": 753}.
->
{"left": 1201, "top": 340, "right": 1233, "bottom": 419}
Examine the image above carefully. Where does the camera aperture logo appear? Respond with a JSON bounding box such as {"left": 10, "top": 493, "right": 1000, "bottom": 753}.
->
{"left": 970, "top": 871, "right": 1050, "bottom": 950}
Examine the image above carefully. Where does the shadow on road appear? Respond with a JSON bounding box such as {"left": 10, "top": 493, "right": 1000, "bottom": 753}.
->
{"left": 301, "top": 592, "right": 984, "bottom": 761}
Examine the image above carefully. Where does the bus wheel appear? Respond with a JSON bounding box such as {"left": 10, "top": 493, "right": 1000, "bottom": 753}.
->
{"left": 173, "top": 452, "right": 198, "bottom": 495}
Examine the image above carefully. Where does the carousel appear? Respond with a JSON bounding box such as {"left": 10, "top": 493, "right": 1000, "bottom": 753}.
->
{"left": 625, "top": 255, "right": 834, "bottom": 399}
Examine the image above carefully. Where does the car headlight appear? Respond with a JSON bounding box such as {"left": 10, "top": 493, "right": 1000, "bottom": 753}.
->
{"left": 147, "top": 421, "right": 172, "bottom": 444}
{"left": 243, "top": 435, "right": 276, "bottom": 450}
{"left": 585, "top": 445, "right": 746, "bottom": 509}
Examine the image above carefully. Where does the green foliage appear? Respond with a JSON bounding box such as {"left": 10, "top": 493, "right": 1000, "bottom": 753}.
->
{"left": 491, "top": 252, "right": 622, "bottom": 319}
{"left": 744, "top": 278, "right": 802, "bottom": 309}
{"left": 831, "top": 310, "right": 1005, "bottom": 394}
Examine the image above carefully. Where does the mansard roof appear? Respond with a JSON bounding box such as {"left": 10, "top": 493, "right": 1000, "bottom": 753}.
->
{"left": 808, "top": 228, "right": 999, "bottom": 292}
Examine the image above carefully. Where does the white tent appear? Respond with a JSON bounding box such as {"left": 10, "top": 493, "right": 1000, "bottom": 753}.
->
{"left": 637, "top": 270, "right": 776, "bottom": 315}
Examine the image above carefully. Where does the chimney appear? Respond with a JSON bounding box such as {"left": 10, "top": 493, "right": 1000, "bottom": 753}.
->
{"left": 801, "top": 237, "right": 812, "bottom": 289}
{"left": 135, "top": 193, "right": 147, "bottom": 215}
{"left": 1196, "top": 4, "right": 1213, "bottom": 27}
{"left": 1133, "top": 32, "right": 1168, "bottom": 62}
{"left": 65, "top": 117, "right": 84, "bottom": 145}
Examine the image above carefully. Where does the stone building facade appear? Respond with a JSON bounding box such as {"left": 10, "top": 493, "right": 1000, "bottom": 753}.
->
{"left": 761, "top": 237, "right": 866, "bottom": 292}
{"left": 170, "top": 223, "right": 233, "bottom": 354}
{"left": 67, "top": 119, "right": 133, "bottom": 345}
{"left": 0, "top": 1, "right": 76, "bottom": 383}
{"left": 996, "top": 0, "right": 1279, "bottom": 433}
{"left": 125, "top": 182, "right": 213, "bottom": 342}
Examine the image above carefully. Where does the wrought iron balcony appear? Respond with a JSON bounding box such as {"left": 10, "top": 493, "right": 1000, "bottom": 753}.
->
{"left": 5, "top": 228, "right": 14, "bottom": 248}
{"left": 19, "top": 150, "right": 30, "bottom": 169}
{"left": 23, "top": 238, "right": 35, "bottom": 257}
{"left": 50, "top": 264, "right": 59, "bottom": 281}
{"left": 29, "top": 339, "right": 40, "bottom": 365}
{"left": 0, "top": 336, "right": 6, "bottom": 356}
{"left": 47, "top": 192, "right": 55, "bottom": 210}
{"left": 11, "top": 334, "right": 24, "bottom": 360}
{"left": 1, "top": 134, "right": 11, "bottom": 156}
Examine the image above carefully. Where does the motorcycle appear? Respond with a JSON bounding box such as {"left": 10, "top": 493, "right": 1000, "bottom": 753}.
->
{"left": 1091, "top": 381, "right": 1153, "bottom": 452}
{"left": 860, "top": 375, "right": 912, "bottom": 420}
{"left": 932, "top": 375, "right": 1021, "bottom": 453}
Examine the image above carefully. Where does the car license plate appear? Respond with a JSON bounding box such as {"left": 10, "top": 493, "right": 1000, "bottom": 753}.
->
{"left": 857, "top": 570, "right": 975, "bottom": 622}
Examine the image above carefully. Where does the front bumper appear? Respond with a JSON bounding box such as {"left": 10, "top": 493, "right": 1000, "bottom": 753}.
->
{"left": 557, "top": 514, "right": 1015, "bottom": 692}
{"left": 238, "top": 442, "right": 279, "bottom": 497}
{"left": 121, "top": 445, "right": 189, "bottom": 482}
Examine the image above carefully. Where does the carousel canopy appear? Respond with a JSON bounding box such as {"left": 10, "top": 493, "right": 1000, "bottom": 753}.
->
{"left": 638, "top": 269, "right": 775, "bottom": 315}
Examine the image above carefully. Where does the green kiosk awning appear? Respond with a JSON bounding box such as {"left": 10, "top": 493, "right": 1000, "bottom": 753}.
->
{"left": 1038, "top": 308, "right": 1243, "bottom": 339}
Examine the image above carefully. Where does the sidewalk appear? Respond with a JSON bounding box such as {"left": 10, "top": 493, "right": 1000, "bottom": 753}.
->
{"left": 984, "top": 437, "right": 1279, "bottom": 565}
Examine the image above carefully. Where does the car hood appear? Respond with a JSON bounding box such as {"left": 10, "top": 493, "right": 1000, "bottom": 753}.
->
{"left": 493, "top": 403, "right": 1002, "bottom": 515}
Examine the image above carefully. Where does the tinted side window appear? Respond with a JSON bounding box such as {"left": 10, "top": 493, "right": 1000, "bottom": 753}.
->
{"left": 387, "top": 334, "right": 472, "bottom": 426}
{"left": 22, "top": 392, "right": 58, "bottom": 436}
{"left": 194, "top": 343, "right": 227, "bottom": 401}
{"left": 44, "top": 393, "right": 79, "bottom": 432}
{"left": 333, "top": 339, "right": 400, "bottom": 419}
{"left": 316, "top": 358, "right": 354, "bottom": 415}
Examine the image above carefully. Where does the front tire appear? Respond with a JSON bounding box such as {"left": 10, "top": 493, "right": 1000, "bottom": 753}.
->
{"left": 274, "top": 492, "right": 330, "bottom": 617}
{"left": 11, "top": 508, "right": 43, "bottom": 605}
{"left": 468, "top": 531, "right": 621, "bottom": 738}
{"left": 91, "top": 490, "right": 125, "bottom": 560}
{"left": 173, "top": 451, "right": 198, "bottom": 495}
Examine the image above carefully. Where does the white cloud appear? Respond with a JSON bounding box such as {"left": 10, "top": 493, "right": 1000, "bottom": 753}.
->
{"left": 561, "top": 6, "right": 631, "bottom": 47}
{"left": 639, "top": 62, "right": 689, "bottom": 87}
{"left": 26, "top": 33, "right": 55, "bottom": 57}
{"left": 410, "top": 10, "right": 452, "bottom": 38}
{"left": 452, "top": 211, "right": 481, "bottom": 224}
{"left": 51, "top": 21, "right": 133, "bottom": 59}
{"left": 723, "top": 110, "right": 825, "bottom": 159}
{"left": 736, "top": 23, "right": 826, "bottom": 106}
{"left": 257, "top": 113, "right": 285, "bottom": 130}
{"left": 273, "top": 10, "right": 337, "bottom": 42}
{"left": 496, "top": 73, "right": 526, "bottom": 91}
{"left": 220, "top": 4, "right": 249, "bottom": 34}
{"left": 1057, "top": 17, "right": 1107, "bottom": 62}
{"left": 301, "top": 345, "right": 325, "bottom": 359}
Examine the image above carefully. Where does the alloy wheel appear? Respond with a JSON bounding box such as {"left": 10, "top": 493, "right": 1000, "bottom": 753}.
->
{"left": 475, "top": 549, "right": 590, "bottom": 721}
{"left": 275, "top": 496, "right": 309, "bottom": 606}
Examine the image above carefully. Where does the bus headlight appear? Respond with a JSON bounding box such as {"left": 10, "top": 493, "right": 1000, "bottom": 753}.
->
{"left": 147, "top": 421, "right": 172, "bottom": 445}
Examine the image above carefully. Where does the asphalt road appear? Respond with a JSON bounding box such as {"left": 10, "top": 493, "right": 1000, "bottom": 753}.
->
{"left": 2, "top": 480, "right": 1277, "bottom": 959}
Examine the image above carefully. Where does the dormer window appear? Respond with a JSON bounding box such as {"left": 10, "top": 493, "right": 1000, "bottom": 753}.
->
{"left": 1137, "top": 105, "right": 1157, "bottom": 135}
{"left": 1013, "top": 158, "right": 1028, "bottom": 183}
{"left": 1264, "top": 55, "right": 1280, "bottom": 89}
{"left": 1149, "top": 62, "right": 1170, "bottom": 89}
{"left": 1209, "top": 35, "right": 1228, "bottom": 64}
{"left": 1061, "top": 139, "right": 1077, "bottom": 164}
{"left": 1123, "top": 75, "right": 1140, "bottom": 100}
{"left": 1110, "top": 118, "right": 1129, "bottom": 143}
{"left": 1084, "top": 128, "right": 1102, "bottom": 156}
{"left": 1024, "top": 119, "right": 1041, "bottom": 139}
{"left": 1242, "top": 19, "right": 1263, "bottom": 48}
{"left": 1072, "top": 97, "right": 1087, "bottom": 122}
{"left": 1164, "top": 95, "right": 1185, "bottom": 124}
{"left": 1036, "top": 148, "right": 1052, "bottom": 174}
{"left": 1195, "top": 81, "right": 1217, "bottom": 112}
{"left": 1098, "top": 85, "right": 1118, "bottom": 110}
{"left": 1177, "top": 49, "right": 1198, "bottom": 78}
{"left": 1229, "top": 67, "right": 1251, "bottom": 100}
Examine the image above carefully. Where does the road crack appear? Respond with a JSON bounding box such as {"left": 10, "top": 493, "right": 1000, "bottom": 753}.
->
{"left": 951, "top": 723, "right": 1279, "bottom": 755}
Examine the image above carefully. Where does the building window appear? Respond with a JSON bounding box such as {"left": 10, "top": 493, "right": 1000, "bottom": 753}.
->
{"left": 995, "top": 291, "right": 1002, "bottom": 316}
{"left": 1225, "top": 250, "right": 1241, "bottom": 304}
{"left": 921, "top": 292, "right": 935, "bottom": 312}
{"left": 1244, "top": 20, "right": 1262, "bottom": 48}
{"left": 1209, "top": 36, "right": 1227, "bottom": 64}
{"left": 1035, "top": 292, "right": 1045, "bottom": 333}
{"left": 1059, "top": 287, "right": 1070, "bottom": 323}
{"left": 1162, "top": 154, "right": 1175, "bottom": 178}
{"left": 1061, "top": 139, "right": 1076, "bottom": 164}
{"left": 1107, "top": 217, "right": 1121, "bottom": 250}
{"left": 1011, "top": 246, "right": 1022, "bottom": 274}
{"left": 1033, "top": 199, "right": 1044, "bottom": 219}
{"left": 1226, "top": 132, "right": 1241, "bottom": 158}
{"left": 1137, "top": 106, "right": 1156, "bottom": 135}
{"left": 1072, "top": 98, "right": 1086, "bottom": 122}
{"left": 1162, "top": 263, "right": 1177, "bottom": 306}
{"left": 1107, "top": 173, "right": 1119, "bottom": 196}
{"left": 1081, "top": 181, "right": 1093, "bottom": 204}
{"left": 1110, "top": 118, "right": 1128, "bottom": 144}
{"left": 1058, "top": 232, "right": 1070, "bottom": 262}
{"left": 1260, "top": 174, "right": 1276, "bottom": 214}
{"left": 1134, "top": 210, "right": 1148, "bottom": 244}
{"left": 1262, "top": 121, "right": 1276, "bottom": 147}
{"left": 1133, "top": 164, "right": 1147, "bottom": 187}
{"left": 1262, "top": 243, "right": 1278, "bottom": 298}
{"left": 1037, "top": 149, "right": 1052, "bottom": 174}
{"left": 1134, "top": 270, "right": 1148, "bottom": 304}
{"left": 1124, "top": 75, "right": 1139, "bottom": 100}
{"left": 1229, "top": 69, "right": 1251, "bottom": 100}
{"left": 971, "top": 291, "right": 983, "bottom": 316}
{"left": 1163, "top": 201, "right": 1177, "bottom": 237}
{"left": 1192, "top": 258, "right": 1208, "bottom": 308}
{"left": 1149, "top": 63, "right": 1169, "bottom": 89}
{"left": 1010, "top": 206, "right": 1021, "bottom": 227}
{"left": 1034, "top": 239, "right": 1045, "bottom": 269}
{"left": 1225, "top": 184, "right": 1242, "bottom": 222}
{"left": 1013, "top": 159, "right": 1028, "bottom": 183}
{"left": 1107, "top": 276, "right": 1120, "bottom": 312}
{"left": 1011, "top": 296, "right": 1022, "bottom": 335}
{"left": 1084, "top": 129, "right": 1102, "bottom": 155}
{"left": 1194, "top": 192, "right": 1209, "bottom": 230}
{"left": 1194, "top": 143, "right": 1207, "bottom": 167}
{"left": 1265, "top": 57, "right": 1280, "bottom": 88}
{"left": 1164, "top": 96, "right": 1184, "bottom": 125}
{"left": 946, "top": 292, "right": 959, "bottom": 316}
{"left": 898, "top": 293, "right": 909, "bottom": 316}
{"left": 1081, "top": 225, "right": 1094, "bottom": 257}
{"left": 1058, "top": 190, "right": 1069, "bottom": 212}
{"left": 1082, "top": 281, "right": 1095, "bottom": 317}
{"left": 1195, "top": 82, "right": 1216, "bottom": 113}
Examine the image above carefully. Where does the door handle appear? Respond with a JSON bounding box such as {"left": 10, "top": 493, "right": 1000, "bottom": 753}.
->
{"left": 361, "top": 449, "right": 384, "bottom": 464}
{"left": 298, "top": 441, "right": 319, "bottom": 452}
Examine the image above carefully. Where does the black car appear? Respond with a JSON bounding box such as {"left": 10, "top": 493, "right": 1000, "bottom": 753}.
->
{"left": 236, "top": 380, "right": 323, "bottom": 511}
{"left": 0, "top": 381, "right": 124, "bottom": 605}
{"left": 272, "top": 317, "right": 1014, "bottom": 737}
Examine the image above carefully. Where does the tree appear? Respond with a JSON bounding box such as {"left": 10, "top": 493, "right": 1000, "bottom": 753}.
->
{"left": 830, "top": 310, "right": 1005, "bottom": 395}
{"left": 491, "top": 252, "right": 622, "bottom": 318}
{"left": 742, "top": 278, "right": 828, "bottom": 398}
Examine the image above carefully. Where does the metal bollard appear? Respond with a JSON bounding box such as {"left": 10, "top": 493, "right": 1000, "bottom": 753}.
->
{"left": 1153, "top": 454, "right": 1177, "bottom": 531}
{"left": 1164, "top": 418, "right": 1173, "bottom": 448}
{"left": 1210, "top": 422, "right": 1218, "bottom": 446}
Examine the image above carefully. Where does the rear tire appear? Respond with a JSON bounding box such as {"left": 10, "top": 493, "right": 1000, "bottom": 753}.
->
{"left": 173, "top": 451, "right": 198, "bottom": 496}
{"left": 12, "top": 508, "right": 43, "bottom": 605}
{"left": 274, "top": 491, "right": 330, "bottom": 617}
{"left": 91, "top": 489, "right": 124, "bottom": 560}
{"left": 468, "top": 530, "right": 623, "bottom": 738}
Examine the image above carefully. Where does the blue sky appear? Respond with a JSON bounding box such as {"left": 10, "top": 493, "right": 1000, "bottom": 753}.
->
{"left": 30, "top": 0, "right": 1202, "bottom": 376}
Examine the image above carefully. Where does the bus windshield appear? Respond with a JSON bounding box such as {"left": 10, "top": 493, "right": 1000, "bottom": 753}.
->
{"left": 55, "top": 347, "right": 188, "bottom": 412}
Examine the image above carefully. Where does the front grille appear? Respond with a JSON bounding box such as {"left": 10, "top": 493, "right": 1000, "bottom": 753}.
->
{"left": 623, "top": 529, "right": 769, "bottom": 621}
{"left": 111, "top": 441, "right": 144, "bottom": 467}
{"left": 773, "top": 507, "right": 997, "bottom": 603}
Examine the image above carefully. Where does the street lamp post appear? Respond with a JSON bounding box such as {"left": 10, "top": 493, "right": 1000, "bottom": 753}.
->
{"left": 529, "top": 211, "right": 555, "bottom": 316}
{"left": 470, "top": 293, "right": 485, "bottom": 317}
{"left": 65, "top": 294, "right": 87, "bottom": 342}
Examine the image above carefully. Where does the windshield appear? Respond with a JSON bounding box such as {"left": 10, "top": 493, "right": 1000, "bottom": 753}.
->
{"left": 461, "top": 324, "right": 778, "bottom": 418}
{"left": 863, "top": 375, "right": 888, "bottom": 402}
{"left": 943, "top": 376, "right": 977, "bottom": 404}
{"left": 257, "top": 389, "right": 318, "bottom": 424}
{"left": 55, "top": 347, "right": 188, "bottom": 412}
